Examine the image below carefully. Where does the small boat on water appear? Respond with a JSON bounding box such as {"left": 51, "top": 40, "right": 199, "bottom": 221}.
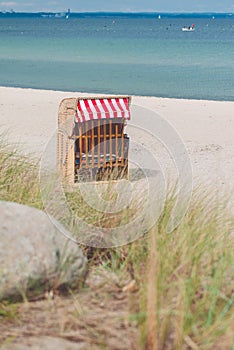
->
{"left": 182, "top": 24, "right": 195, "bottom": 31}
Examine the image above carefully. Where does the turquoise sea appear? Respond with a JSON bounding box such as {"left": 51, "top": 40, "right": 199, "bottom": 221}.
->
{"left": 0, "top": 13, "right": 234, "bottom": 100}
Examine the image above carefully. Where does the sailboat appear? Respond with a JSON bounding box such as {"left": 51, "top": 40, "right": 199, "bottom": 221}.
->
{"left": 55, "top": 8, "right": 70, "bottom": 19}
{"left": 66, "top": 8, "right": 70, "bottom": 19}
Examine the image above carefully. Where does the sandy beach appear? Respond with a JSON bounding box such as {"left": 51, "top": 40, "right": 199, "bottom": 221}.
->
{"left": 1, "top": 89, "right": 234, "bottom": 350}
{"left": 0, "top": 86, "right": 234, "bottom": 199}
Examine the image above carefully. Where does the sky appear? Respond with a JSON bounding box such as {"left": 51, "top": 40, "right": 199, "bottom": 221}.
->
{"left": 0, "top": 0, "right": 234, "bottom": 13}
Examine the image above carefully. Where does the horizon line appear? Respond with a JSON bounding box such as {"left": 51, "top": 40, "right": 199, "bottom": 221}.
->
{"left": 0, "top": 10, "right": 234, "bottom": 14}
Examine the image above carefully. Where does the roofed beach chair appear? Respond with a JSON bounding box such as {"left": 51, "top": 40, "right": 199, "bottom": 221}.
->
{"left": 57, "top": 96, "right": 131, "bottom": 183}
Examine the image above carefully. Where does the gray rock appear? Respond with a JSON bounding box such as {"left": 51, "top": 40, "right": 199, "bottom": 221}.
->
{"left": 0, "top": 201, "right": 87, "bottom": 301}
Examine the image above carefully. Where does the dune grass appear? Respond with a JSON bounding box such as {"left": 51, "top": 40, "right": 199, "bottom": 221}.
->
{"left": 96, "top": 190, "right": 234, "bottom": 349}
{"left": 0, "top": 139, "right": 233, "bottom": 349}
{"left": 67, "top": 185, "right": 234, "bottom": 349}
{"left": 0, "top": 140, "right": 42, "bottom": 208}
{"left": 132, "top": 191, "right": 234, "bottom": 349}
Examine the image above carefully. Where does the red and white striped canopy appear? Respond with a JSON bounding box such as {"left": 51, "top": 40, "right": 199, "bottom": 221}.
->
{"left": 75, "top": 97, "right": 130, "bottom": 123}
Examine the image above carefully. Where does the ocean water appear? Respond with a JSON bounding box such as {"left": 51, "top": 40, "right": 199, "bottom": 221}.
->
{"left": 0, "top": 14, "right": 234, "bottom": 100}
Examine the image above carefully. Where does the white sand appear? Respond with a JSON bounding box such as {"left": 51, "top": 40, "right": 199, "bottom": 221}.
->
{"left": 0, "top": 87, "right": 234, "bottom": 199}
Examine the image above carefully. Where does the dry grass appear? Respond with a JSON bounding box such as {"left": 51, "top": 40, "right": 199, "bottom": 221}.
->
{"left": 0, "top": 138, "right": 233, "bottom": 349}
{"left": 131, "top": 190, "right": 234, "bottom": 350}
{"left": 0, "top": 140, "right": 42, "bottom": 208}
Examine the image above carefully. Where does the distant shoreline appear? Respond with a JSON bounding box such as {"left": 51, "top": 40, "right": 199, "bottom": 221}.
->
{"left": 0, "top": 12, "right": 233, "bottom": 18}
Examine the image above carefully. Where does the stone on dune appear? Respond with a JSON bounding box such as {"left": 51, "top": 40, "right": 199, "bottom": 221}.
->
{"left": 0, "top": 201, "right": 87, "bottom": 301}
